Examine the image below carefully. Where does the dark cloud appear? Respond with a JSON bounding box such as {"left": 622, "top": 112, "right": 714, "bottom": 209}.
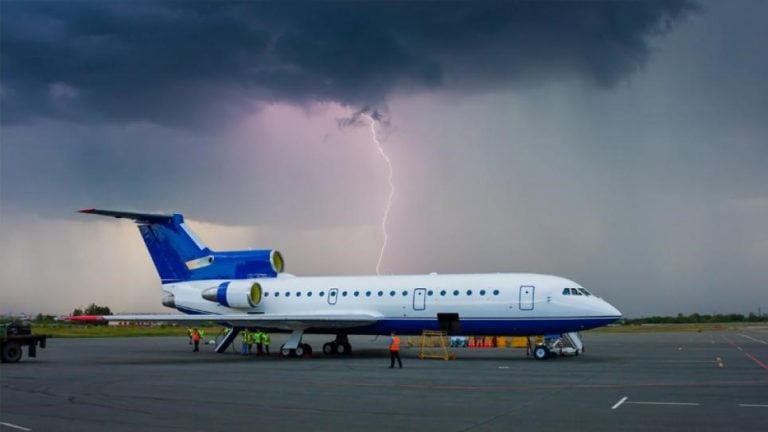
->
{"left": 336, "top": 105, "right": 390, "bottom": 130}
{"left": 1, "top": 1, "right": 696, "bottom": 129}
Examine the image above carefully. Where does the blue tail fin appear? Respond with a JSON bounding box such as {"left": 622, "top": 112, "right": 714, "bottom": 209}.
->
{"left": 79, "top": 209, "right": 283, "bottom": 283}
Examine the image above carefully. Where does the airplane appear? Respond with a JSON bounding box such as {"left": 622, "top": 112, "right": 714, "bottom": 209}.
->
{"left": 70, "top": 209, "right": 622, "bottom": 360}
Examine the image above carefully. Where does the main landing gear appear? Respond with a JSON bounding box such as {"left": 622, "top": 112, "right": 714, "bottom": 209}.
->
{"left": 322, "top": 334, "right": 351, "bottom": 356}
{"left": 279, "top": 332, "right": 353, "bottom": 358}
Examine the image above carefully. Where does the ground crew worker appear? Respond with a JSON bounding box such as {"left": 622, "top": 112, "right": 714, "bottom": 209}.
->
{"left": 262, "top": 331, "right": 271, "bottom": 356}
{"left": 255, "top": 329, "right": 264, "bottom": 355}
{"left": 192, "top": 327, "right": 201, "bottom": 352}
{"left": 186, "top": 327, "right": 193, "bottom": 345}
{"left": 389, "top": 331, "right": 402, "bottom": 368}
{"left": 241, "top": 329, "right": 250, "bottom": 355}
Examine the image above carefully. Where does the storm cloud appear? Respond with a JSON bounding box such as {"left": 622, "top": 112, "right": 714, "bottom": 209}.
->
{"left": 1, "top": 1, "right": 766, "bottom": 318}
{"left": 2, "top": 1, "right": 695, "bottom": 129}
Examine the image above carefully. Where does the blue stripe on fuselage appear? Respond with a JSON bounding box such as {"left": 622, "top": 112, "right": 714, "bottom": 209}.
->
{"left": 346, "top": 316, "right": 619, "bottom": 336}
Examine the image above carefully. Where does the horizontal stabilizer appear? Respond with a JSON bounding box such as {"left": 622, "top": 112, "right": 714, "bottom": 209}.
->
{"left": 78, "top": 208, "right": 174, "bottom": 223}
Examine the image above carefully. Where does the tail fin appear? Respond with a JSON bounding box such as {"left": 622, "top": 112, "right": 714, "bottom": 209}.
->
{"left": 79, "top": 209, "right": 283, "bottom": 283}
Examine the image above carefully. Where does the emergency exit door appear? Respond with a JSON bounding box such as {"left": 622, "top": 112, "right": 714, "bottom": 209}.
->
{"left": 519, "top": 285, "right": 534, "bottom": 310}
{"left": 328, "top": 288, "right": 338, "bottom": 305}
{"left": 413, "top": 288, "right": 426, "bottom": 311}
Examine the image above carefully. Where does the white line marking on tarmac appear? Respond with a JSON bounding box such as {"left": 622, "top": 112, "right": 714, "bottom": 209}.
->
{"left": 740, "top": 334, "right": 768, "bottom": 345}
{"left": 611, "top": 396, "right": 628, "bottom": 410}
{"left": 625, "top": 401, "right": 699, "bottom": 406}
{"left": 738, "top": 404, "right": 768, "bottom": 408}
{"left": 0, "top": 422, "right": 32, "bottom": 431}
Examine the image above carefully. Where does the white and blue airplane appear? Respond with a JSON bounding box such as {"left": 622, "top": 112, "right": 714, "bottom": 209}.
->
{"left": 72, "top": 209, "right": 622, "bottom": 359}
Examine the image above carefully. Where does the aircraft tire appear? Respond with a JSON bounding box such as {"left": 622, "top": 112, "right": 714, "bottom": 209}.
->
{"left": 301, "top": 343, "right": 313, "bottom": 357}
{"left": 533, "top": 346, "right": 549, "bottom": 361}
{"left": 1, "top": 342, "right": 23, "bottom": 363}
{"left": 335, "top": 342, "right": 349, "bottom": 355}
{"left": 280, "top": 345, "right": 293, "bottom": 358}
{"left": 323, "top": 342, "right": 336, "bottom": 355}
{"left": 295, "top": 345, "right": 304, "bottom": 357}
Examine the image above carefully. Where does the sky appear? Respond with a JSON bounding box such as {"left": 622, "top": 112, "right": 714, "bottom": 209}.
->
{"left": 1, "top": 1, "right": 766, "bottom": 317}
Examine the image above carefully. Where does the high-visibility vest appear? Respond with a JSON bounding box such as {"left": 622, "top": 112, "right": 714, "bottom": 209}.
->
{"left": 192, "top": 330, "right": 201, "bottom": 341}
{"left": 263, "top": 333, "right": 271, "bottom": 345}
{"left": 390, "top": 336, "right": 400, "bottom": 351}
{"left": 242, "top": 331, "right": 249, "bottom": 342}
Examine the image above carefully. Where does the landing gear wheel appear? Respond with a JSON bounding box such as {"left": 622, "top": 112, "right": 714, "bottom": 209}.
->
{"left": 295, "top": 345, "right": 305, "bottom": 357}
{"left": 533, "top": 346, "right": 549, "bottom": 360}
{"left": 1, "top": 342, "right": 23, "bottom": 363}
{"left": 280, "top": 345, "right": 294, "bottom": 358}
{"left": 301, "top": 343, "right": 313, "bottom": 357}
{"left": 323, "top": 342, "right": 336, "bottom": 355}
{"left": 335, "top": 342, "right": 351, "bottom": 355}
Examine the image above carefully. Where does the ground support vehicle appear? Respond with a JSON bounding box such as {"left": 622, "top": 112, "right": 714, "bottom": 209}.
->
{"left": 1, "top": 322, "right": 48, "bottom": 363}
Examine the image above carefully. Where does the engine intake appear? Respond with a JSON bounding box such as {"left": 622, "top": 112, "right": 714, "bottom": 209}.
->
{"left": 202, "top": 281, "right": 262, "bottom": 308}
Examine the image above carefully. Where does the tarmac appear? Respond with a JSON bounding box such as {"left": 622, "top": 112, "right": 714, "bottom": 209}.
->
{"left": 1, "top": 328, "right": 767, "bottom": 432}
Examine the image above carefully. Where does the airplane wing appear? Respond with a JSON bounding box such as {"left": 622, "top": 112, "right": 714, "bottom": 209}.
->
{"left": 67, "top": 313, "right": 380, "bottom": 331}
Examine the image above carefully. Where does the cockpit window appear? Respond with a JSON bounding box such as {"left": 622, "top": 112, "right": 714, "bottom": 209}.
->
{"left": 578, "top": 288, "right": 592, "bottom": 296}
{"left": 570, "top": 288, "right": 582, "bottom": 296}
{"left": 562, "top": 288, "right": 571, "bottom": 295}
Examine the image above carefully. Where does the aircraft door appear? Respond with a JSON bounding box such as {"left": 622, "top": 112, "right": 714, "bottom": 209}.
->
{"left": 328, "top": 288, "right": 339, "bottom": 305}
{"left": 413, "top": 288, "right": 426, "bottom": 311}
{"left": 519, "top": 285, "right": 534, "bottom": 310}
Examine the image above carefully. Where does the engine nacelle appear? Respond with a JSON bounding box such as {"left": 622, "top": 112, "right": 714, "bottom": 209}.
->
{"left": 206, "top": 249, "right": 285, "bottom": 279}
{"left": 201, "top": 281, "right": 262, "bottom": 309}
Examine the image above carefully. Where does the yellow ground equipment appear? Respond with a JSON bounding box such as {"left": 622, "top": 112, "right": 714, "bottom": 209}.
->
{"left": 416, "top": 330, "right": 456, "bottom": 360}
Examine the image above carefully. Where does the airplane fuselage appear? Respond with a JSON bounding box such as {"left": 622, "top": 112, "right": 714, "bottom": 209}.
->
{"left": 166, "top": 272, "right": 621, "bottom": 336}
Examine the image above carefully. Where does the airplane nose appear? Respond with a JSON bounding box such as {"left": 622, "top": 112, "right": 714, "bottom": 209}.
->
{"left": 602, "top": 300, "right": 622, "bottom": 318}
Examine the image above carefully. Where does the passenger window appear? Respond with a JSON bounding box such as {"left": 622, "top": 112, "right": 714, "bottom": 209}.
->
{"left": 365, "top": 291, "right": 371, "bottom": 297}
{"left": 466, "top": 290, "right": 472, "bottom": 296}
{"left": 480, "top": 290, "right": 486, "bottom": 296}
{"left": 402, "top": 290, "right": 408, "bottom": 296}
{"left": 427, "top": 290, "right": 434, "bottom": 296}
{"left": 440, "top": 290, "right": 446, "bottom": 296}
{"left": 389, "top": 290, "right": 396, "bottom": 296}
{"left": 453, "top": 290, "right": 459, "bottom": 296}
{"left": 378, "top": 291, "right": 383, "bottom": 296}
{"left": 275, "top": 292, "right": 280, "bottom": 297}
{"left": 319, "top": 291, "right": 325, "bottom": 297}
{"left": 493, "top": 290, "right": 499, "bottom": 296}
{"left": 307, "top": 292, "right": 312, "bottom": 297}
{"left": 296, "top": 292, "right": 301, "bottom": 297}
{"left": 264, "top": 292, "right": 269, "bottom": 297}
{"left": 562, "top": 288, "right": 570, "bottom": 295}
{"left": 342, "top": 291, "right": 348, "bottom": 297}
{"left": 286, "top": 292, "right": 291, "bottom": 297}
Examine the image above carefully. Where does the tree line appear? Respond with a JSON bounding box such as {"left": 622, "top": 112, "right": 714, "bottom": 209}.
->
{"left": 622, "top": 312, "right": 767, "bottom": 325}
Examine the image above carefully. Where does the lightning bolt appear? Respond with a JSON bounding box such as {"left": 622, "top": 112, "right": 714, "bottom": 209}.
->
{"left": 363, "top": 113, "right": 394, "bottom": 275}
